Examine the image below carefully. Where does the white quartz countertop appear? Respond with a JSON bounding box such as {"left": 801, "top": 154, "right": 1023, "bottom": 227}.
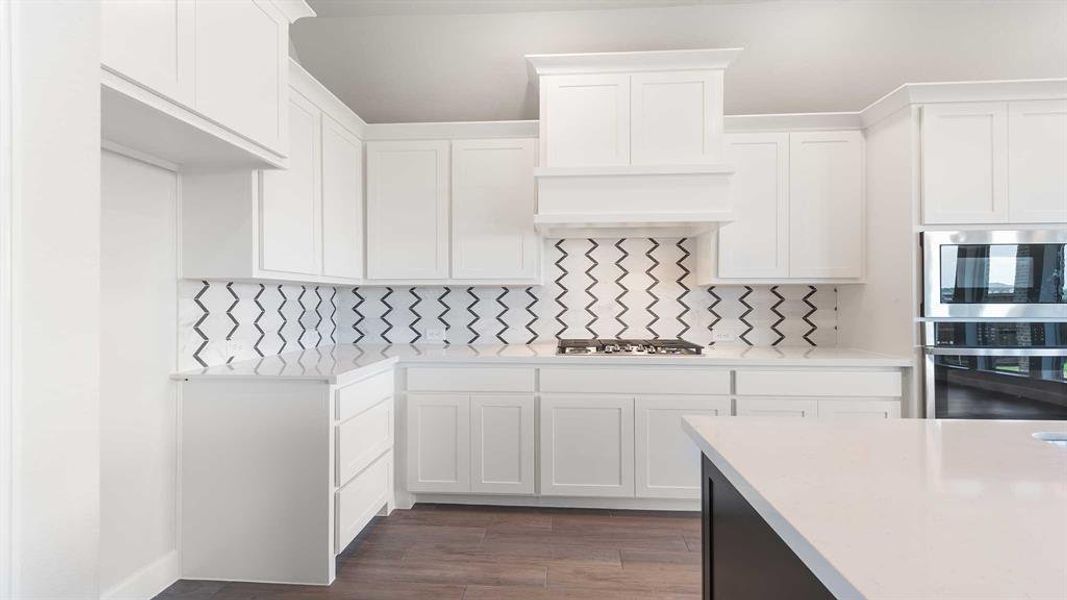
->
{"left": 683, "top": 417, "right": 1067, "bottom": 600}
{"left": 173, "top": 343, "right": 912, "bottom": 384}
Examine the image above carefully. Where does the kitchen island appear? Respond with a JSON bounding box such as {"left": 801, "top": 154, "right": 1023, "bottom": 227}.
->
{"left": 683, "top": 417, "right": 1067, "bottom": 600}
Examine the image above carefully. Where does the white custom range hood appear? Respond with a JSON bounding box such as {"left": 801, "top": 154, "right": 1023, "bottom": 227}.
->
{"left": 527, "top": 48, "right": 741, "bottom": 238}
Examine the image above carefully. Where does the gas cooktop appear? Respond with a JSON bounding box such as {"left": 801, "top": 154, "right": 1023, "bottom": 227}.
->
{"left": 557, "top": 339, "right": 704, "bottom": 356}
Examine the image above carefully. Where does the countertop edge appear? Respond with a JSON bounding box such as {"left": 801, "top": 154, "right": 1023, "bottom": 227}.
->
{"left": 681, "top": 417, "right": 867, "bottom": 600}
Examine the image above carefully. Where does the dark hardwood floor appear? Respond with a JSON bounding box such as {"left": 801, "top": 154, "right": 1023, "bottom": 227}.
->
{"left": 155, "top": 503, "right": 703, "bottom": 600}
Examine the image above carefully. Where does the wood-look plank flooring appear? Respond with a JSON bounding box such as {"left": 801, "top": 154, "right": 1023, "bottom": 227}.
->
{"left": 155, "top": 504, "right": 702, "bottom": 600}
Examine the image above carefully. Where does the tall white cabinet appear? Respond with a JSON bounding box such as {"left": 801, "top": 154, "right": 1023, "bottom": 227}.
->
{"left": 922, "top": 100, "right": 1067, "bottom": 225}
{"left": 181, "top": 61, "right": 366, "bottom": 284}
{"left": 697, "top": 128, "right": 865, "bottom": 283}
{"left": 365, "top": 132, "right": 540, "bottom": 284}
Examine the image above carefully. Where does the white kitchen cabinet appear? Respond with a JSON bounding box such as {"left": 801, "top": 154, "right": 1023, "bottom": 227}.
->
{"left": 736, "top": 397, "right": 818, "bottom": 418}
{"left": 405, "top": 393, "right": 470, "bottom": 493}
{"left": 539, "top": 395, "right": 635, "bottom": 498}
{"left": 541, "top": 74, "right": 631, "bottom": 167}
{"left": 631, "top": 70, "right": 724, "bottom": 165}
{"left": 1008, "top": 100, "right": 1067, "bottom": 223}
{"left": 469, "top": 395, "right": 536, "bottom": 495}
{"left": 101, "top": 0, "right": 194, "bottom": 105}
{"left": 922, "top": 103, "right": 1010, "bottom": 224}
{"left": 717, "top": 133, "right": 790, "bottom": 278}
{"left": 451, "top": 138, "right": 539, "bottom": 280}
{"left": 260, "top": 92, "right": 320, "bottom": 276}
{"left": 193, "top": 0, "right": 288, "bottom": 152}
{"left": 818, "top": 399, "right": 901, "bottom": 419}
{"left": 788, "top": 130, "right": 864, "bottom": 279}
{"left": 321, "top": 116, "right": 365, "bottom": 280}
{"left": 635, "top": 395, "right": 731, "bottom": 499}
{"left": 366, "top": 140, "right": 451, "bottom": 280}
{"left": 181, "top": 62, "right": 365, "bottom": 285}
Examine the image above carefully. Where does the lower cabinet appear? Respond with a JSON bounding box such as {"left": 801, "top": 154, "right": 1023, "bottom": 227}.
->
{"left": 635, "top": 395, "right": 732, "bottom": 499}
{"left": 736, "top": 397, "right": 901, "bottom": 419}
{"left": 736, "top": 397, "right": 818, "bottom": 418}
{"left": 817, "top": 398, "right": 901, "bottom": 419}
{"left": 406, "top": 392, "right": 535, "bottom": 495}
{"left": 539, "top": 395, "right": 635, "bottom": 498}
{"left": 335, "top": 451, "right": 392, "bottom": 553}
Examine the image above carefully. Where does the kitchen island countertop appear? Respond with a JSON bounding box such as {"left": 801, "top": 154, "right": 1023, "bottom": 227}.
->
{"left": 683, "top": 416, "right": 1067, "bottom": 599}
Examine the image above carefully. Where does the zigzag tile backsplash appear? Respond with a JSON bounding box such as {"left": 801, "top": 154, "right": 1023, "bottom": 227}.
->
{"left": 179, "top": 238, "right": 838, "bottom": 369}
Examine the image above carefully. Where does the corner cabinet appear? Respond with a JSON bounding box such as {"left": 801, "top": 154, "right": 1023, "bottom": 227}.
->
{"left": 101, "top": 0, "right": 311, "bottom": 167}
{"left": 365, "top": 136, "right": 540, "bottom": 284}
{"left": 922, "top": 100, "right": 1066, "bottom": 225}
{"left": 696, "top": 129, "right": 865, "bottom": 284}
{"left": 181, "top": 61, "right": 366, "bottom": 285}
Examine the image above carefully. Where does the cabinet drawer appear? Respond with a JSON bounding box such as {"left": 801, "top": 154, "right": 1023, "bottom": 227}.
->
{"left": 337, "top": 370, "right": 394, "bottom": 421}
{"left": 735, "top": 397, "right": 818, "bottom": 418}
{"left": 406, "top": 367, "right": 534, "bottom": 393}
{"left": 540, "top": 367, "right": 730, "bottom": 395}
{"left": 337, "top": 398, "right": 393, "bottom": 486}
{"left": 335, "top": 451, "right": 391, "bottom": 554}
{"left": 735, "top": 370, "right": 901, "bottom": 397}
{"left": 818, "top": 398, "right": 901, "bottom": 419}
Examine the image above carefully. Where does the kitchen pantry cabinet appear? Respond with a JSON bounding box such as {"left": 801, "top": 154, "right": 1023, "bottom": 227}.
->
{"left": 101, "top": 0, "right": 309, "bottom": 164}
{"left": 366, "top": 137, "right": 540, "bottom": 283}
{"left": 922, "top": 100, "right": 1067, "bottom": 224}
{"left": 698, "top": 130, "right": 864, "bottom": 282}
{"left": 181, "top": 62, "right": 365, "bottom": 284}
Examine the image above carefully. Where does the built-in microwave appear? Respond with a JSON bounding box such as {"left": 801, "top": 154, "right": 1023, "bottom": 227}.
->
{"left": 923, "top": 230, "right": 1067, "bottom": 319}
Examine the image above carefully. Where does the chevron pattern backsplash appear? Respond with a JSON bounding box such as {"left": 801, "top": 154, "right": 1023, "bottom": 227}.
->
{"left": 179, "top": 238, "right": 838, "bottom": 369}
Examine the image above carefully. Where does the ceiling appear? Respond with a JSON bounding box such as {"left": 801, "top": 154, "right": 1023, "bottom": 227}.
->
{"left": 291, "top": 0, "right": 1067, "bottom": 123}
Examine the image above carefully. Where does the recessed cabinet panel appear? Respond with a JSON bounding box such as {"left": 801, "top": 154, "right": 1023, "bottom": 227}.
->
{"left": 788, "top": 131, "right": 864, "bottom": 279}
{"left": 543, "top": 74, "right": 630, "bottom": 167}
{"left": 539, "top": 395, "right": 635, "bottom": 498}
{"left": 718, "top": 133, "right": 790, "bottom": 278}
{"left": 922, "top": 103, "right": 1009, "bottom": 224}
{"left": 321, "top": 116, "right": 364, "bottom": 280}
{"left": 452, "top": 138, "right": 539, "bottom": 280}
{"left": 470, "top": 395, "right": 535, "bottom": 495}
{"left": 366, "top": 141, "right": 450, "bottom": 279}
{"left": 405, "top": 394, "right": 470, "bottom": 493}
{"left": 735, "top": 398, "right": 817, "bottom": 418}
{"left": 101, "top": 0, "right": 194, "bottom": 104}
{"left": 260, "top": 93, "right": 320, "bottom": 275}
{"left": 1008, "top": 100, "right": 1067, "bottom": 224}
{"left": 635, "top": 395, "right": 731, "bottom": 499}
{"left": 631, "top": 71, "right": 723, "bottom": 165}
{"left": 194, "top": 0, "right": 286, "bottom": 151}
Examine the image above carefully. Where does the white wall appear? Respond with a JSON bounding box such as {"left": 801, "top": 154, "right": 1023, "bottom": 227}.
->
{"left": 6, "top": 0, "right": 102, "bottom": 597}
{"left": 837, "top": 107, "right": 921, "bottom": 415}
{"left": 100, "top": 151, "right": 180, "bottom": 599}
{"left": 293, "top": 1, "right": 1067, "bottom": 122}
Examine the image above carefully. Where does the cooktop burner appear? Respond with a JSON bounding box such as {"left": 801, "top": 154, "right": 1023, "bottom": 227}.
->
{"left": 557, "top": 339, "right": 704, "bottom": 356}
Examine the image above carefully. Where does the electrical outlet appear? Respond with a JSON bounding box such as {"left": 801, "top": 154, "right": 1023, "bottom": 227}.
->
{"left": 711, "top": 331, "right": 736, "bottom": 343}
{"left": 423, "top": 327, "right": 447, "bottom": 343}
{"left": 224, "top": 339, "right": 243, "bottom": 357}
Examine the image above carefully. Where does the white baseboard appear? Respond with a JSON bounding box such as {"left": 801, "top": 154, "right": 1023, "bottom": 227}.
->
{"left": 412, "top": 494, "right": 699, "bottom": 512}
{"left": 101, "top": 550, "right": 180, "bottom": 600}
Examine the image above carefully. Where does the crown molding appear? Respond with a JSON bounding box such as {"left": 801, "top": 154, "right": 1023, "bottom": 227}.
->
{"left": 267, "top": 0, "right": 315, "bottom": 23}
{"left": 859, "top": 78, "right": 1067, "bottom": 128}
{"left": 289, "top": 59, "right": 368, "bottom": 138}
{"left": 363, "top": 120, "right": 539, "bottom": 141}
{"left": 526, "top": 48, "right": 743, "bottom": 76}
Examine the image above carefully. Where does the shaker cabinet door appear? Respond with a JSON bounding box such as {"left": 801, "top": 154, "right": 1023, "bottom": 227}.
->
{"left": 469, "top": 395, "right": 535, "bottom": 495}
{"left": 922, "top": 102, "right": 1009, "bottom": 224}
{"left": 631, "top": 70, "right": 724, "bottom": 165}
{"left": 788, "top": 130, "right": 864, "bottom": 279}
{"left": 541, "top": 74, "right": 631, "bottom": 167}
{"left": 1008, "top": 100, "right": 1067, "bottom": 224}
{"left": 635, "top": 395, "right": 731, "bottom": 499}
{"left": 539, "top": 395, "right": 635, "bottom": 498}
{"left": 451, "top": 138, "right": 539, "bottom": 280}
{"left": 101, "top": 0, "right": 194, "bottom": 104}
{"left": 259, "top": 93, "right": 320, "bottom": 276}
{"left": 321, "top": 116, "right": 365, "bottom": 281}
{"left": 405, "top": 394, "right": 470, "bottom": 493}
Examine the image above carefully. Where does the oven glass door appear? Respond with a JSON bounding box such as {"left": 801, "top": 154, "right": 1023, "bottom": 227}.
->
{"left": 929, "top": 350, "right": 1067, "bottom": 419}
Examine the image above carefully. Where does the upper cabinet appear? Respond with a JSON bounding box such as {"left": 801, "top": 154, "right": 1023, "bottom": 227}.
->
{"left": 697, "top": 129, "right": 864, "bottom": 284}
{"left": 181, "top": 61, "right": 366, "bottom": 285}
{"left": 922, "top": 100, "right": 1066, "bottom": 225}
{"left": 365, "top": 141, "right": 451, "bottom": 280}
{"left": 101, "top": 0, "right": 313, "bottom": 167}
{"left": 630, "top": 70, "right": 724, "bottom": 166}
{"left": 364, "top": 134, "right": 540, "bottom": 284}
{"left": 541, "top": 74, "right": 630, "bottom": 167}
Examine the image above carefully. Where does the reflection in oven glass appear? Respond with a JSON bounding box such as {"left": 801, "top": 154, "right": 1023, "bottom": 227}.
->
{"left": 935, "top": 355, "right": 1067, "bottom": 419}
{"left": 939, "top": 243, "right": 1066, "bottom": 305}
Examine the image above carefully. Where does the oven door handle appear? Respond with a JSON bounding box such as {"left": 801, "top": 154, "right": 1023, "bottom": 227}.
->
{"left": 924, "top": 346, "right": 1067, "bottom": 357}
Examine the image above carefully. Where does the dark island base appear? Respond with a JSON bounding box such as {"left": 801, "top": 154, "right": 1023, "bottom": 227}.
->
{"left": 702, "top": 455, "right": 836, "bottom": 600}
